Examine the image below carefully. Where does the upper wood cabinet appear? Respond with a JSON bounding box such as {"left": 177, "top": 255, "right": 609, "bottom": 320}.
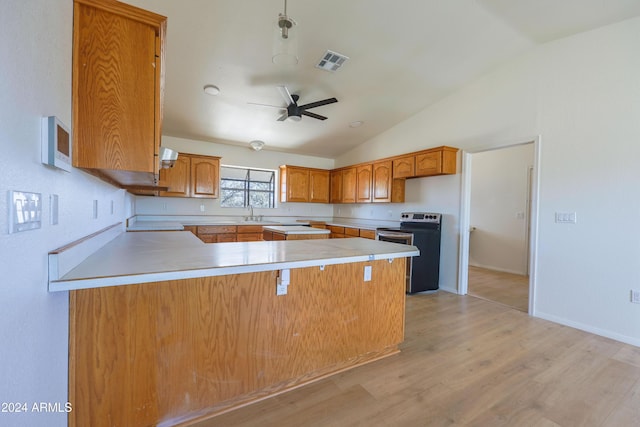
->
{"left": 191, "top": 155, "right": 220, "bottom": 198}
{"left": 309, "top": 169, "right": 330, "bottom": 203}
{"left": 392, "top": 156, "right": 415, "bottom": 178}
{"left": 280, "top": 166, "right": 310, "bottom": 202}
{"left": 279, "top": 146, "right": 457, "bottom": 204}
{"left": 72, "top": 0, "right": 166, "bottom": 188}
{"left": 330, "top": 170, "right": 343, "bottom": 203}
{"left": 159, "top": 153, "right": 220, "bottom": 198}
{"left": 356, "top": 164, "right": 373, "bottom": 203}
{"left": 342, "top": 167, "right": 357, "bottom": 203}
{"left": 280, "top": 165, "right": 330, "bottom": 203}
{"left": 414, "top": 146, "right": 458, "bottom": 177}
{"left": 372, "top": 161, "right": 392, "bottom": 203}
{"left": 158, "top": 155, "right": 190, "bottom": 197}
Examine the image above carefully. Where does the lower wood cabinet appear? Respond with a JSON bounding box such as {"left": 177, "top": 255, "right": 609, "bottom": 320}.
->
{"left": 196, "top": 225, "right": 236, "bottom": 243}
{"left": 236, "top": 225, "right": 264, "bottom": 242}
{"left": 194, "top": 225, "right": 264, "bottom": 243}
{"left": 68, "top": 259, "right": 406, "bottom": 426}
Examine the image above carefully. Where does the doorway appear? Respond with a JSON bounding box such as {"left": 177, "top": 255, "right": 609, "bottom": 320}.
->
{"left": 458, "top": 137, "right": 540, "bottom": 314}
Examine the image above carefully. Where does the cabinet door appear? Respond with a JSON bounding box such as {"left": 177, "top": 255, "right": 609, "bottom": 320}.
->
{"left": 191, "top": 156, "right": 219, "bottom": 198}
{"left": 330, "top": 170, "right": 343, "bottom": 203}
{"left": 415, "top": 152, "right": 442, "bottom": 176}
{"left": 158, "top": 155, "right": 190, "bottom": 197}
{"left": 392, "top": 156, "right": 415, "bottom": 178}
{"left": 73, "top": 2, "right": 159, "bottom": 173}
{"left": 309, "top": 170, "right": 330, "bottom": 203}
{"left": 341, "top": 167, "right": 357, "bottom": 204}
{"left": 285, "top": 167, "right": 310, "bottom": 202}
{"left": 356, "top": 164, "right": 372, "bottom": 203}
{"left": 372, "top": 161, "right": 392, "bottom": 203}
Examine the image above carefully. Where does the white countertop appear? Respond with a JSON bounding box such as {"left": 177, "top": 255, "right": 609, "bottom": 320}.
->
{"left": 126, "top": 220, "right": 184, "bottom": 231}
{"left": 49, "top": 231, "right": 418, "bottom": 292}
{"left": 263, "top": 225, "right": 330, "bottom": 234}
{"left": 128, "top": 216, "right": 401, "bottom": 231}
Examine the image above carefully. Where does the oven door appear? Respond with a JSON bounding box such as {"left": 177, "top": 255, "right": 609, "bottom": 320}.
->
{"left": 377, "top": 230, "right": 413, "bottom": 292}
{"left": 376, "top": 230, "right": 413, "bottom": 245}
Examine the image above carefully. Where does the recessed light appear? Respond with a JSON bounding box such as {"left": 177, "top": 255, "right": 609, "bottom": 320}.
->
{"left": 203, "top": 84, "right": 220, "bottom": 96}
{"left": 349, "top": 120, "right": 363, "bottom": 128}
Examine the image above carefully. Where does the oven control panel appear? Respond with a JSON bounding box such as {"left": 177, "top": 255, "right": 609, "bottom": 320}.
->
{"left": 400, "top": 212, "right": 441, "bottom": 223}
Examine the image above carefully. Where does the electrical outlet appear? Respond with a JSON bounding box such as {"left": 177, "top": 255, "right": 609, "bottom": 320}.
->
{"left": 631, "top": 289, "right": 640, "bottom": 304}
{"left": 363, "top": 265, "right": 372, "bottom": 282}
{"left": 200, "top": 203, "right": 205, "bottom": 212}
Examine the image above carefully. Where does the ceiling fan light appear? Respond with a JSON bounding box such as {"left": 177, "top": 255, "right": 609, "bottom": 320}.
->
{"left": 288, "top": 115, "right": 302, "bottom": 122}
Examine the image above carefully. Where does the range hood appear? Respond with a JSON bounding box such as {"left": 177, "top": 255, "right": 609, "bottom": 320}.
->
{"left": 159, "top": 147, "right": 178, "bottom": 169}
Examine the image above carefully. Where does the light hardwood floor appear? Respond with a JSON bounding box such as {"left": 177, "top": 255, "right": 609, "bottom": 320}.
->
{"left": 468, "top": 265, "right": 529, "bottom": 312}
{"left": 191, "top": 292, "right": 640, "bottom": 427}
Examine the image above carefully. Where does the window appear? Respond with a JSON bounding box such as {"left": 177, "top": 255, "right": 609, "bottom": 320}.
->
{"left": 220, "top": 166, "right": 276, "bottom": 208}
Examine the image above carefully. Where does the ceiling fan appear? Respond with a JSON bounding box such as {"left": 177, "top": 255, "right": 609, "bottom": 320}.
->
{"left": 250, "top": 86, "right": 338, "bottom": 122}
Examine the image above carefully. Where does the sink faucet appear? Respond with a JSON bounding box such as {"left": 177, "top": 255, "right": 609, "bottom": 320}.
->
{"left": 247, "top": 204, "right": 254, "bottom": 221}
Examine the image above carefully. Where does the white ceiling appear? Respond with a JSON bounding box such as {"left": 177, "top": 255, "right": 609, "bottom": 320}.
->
{"left": 123, "top": 0, "right": 640, "bottom": 158}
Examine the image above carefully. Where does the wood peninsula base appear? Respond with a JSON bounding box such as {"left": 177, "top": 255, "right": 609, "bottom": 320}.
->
{"left": 69, "top": 258, "right": 406, "bottom": 426}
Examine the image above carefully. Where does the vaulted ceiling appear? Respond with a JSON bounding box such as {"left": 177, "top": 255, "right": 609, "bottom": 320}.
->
{"left": 123, "top": 0, "right": 640, "bottom": 158}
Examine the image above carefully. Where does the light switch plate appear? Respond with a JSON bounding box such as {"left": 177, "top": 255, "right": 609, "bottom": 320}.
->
{"left": 50, "top": 194, "right": 59, "bottom": 225}
{"left": 555, "top": 212, "right": 577, "bottom": 224}
{"left": 8, "top": 190, "right": 42, "bottom": 233}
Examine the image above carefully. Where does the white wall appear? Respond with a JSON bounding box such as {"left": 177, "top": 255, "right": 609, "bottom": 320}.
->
{"left": 469, "top": 144, "right": 534, "bottom": 275}
{"left": 335, "top": 17, "right": 640, "bottom": 346}
{"left": 0, "top": 2, "right": 134, "bottom": 426}
{"left": 134, "top": 135, "right": 335, "bottom": 218}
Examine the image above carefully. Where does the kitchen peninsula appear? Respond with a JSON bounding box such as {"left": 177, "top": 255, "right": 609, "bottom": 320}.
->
{"left": 50, "top": 227, "right": 418, "bottom": 426}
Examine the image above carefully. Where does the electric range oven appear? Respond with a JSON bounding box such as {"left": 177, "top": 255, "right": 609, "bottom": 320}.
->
{"left": 377, "top": 212, "right": 442, "bottom": 293}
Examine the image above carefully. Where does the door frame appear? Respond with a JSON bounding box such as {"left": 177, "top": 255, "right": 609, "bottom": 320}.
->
{"left": 457, "top": 136, "right": 541, "bottom": 315}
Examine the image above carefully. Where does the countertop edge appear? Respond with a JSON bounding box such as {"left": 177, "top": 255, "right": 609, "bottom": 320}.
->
{"left": 49, "top": 249, "right": 419, "bottom": 292}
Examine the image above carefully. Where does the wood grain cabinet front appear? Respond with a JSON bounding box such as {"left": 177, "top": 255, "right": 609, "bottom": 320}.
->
{"left": 372, "top": 161, "right": 393, "bottom": 203}
{"left": 72, "top": 0, "right": 166, "bottom": 188}
{"left": 196, "top": 225, "right": 236, "bottom": 243}
{"left": 236, "top": 225, "right": 264, "bottom": 242}
{"left": 309, "top": 169, "right": 330, "bottom": 203}
{"left": 392, "top": 155, "right": 416, "bottom": 178}
{"left": 341, "top": 167, "right": 357, "bottom": 204}
{"left": 356, "top": 164, "right": 373, "bottom": 203}
{"left": 159, "top": 153, "right": 220, "bottom": 198}
{"left": 280, "top": 165, "right": 330, "bottom": 203}
{"left": 414, "top": 146, "right": 458, "bottom": 177}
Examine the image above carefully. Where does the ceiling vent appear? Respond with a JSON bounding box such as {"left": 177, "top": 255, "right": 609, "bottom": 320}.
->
{"left": 315, "top": 50, "right": 349, "bottom": 72}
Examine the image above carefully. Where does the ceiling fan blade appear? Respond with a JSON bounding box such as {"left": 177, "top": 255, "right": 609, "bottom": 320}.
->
{"left": 277, "top": 85, "right": 295, "bottom": 106}
{"left": 247, "top": 102, "right": 286, "bottom": 109}
{"left": 301, "top": 111, "right": 328, "bottom": 121}
{"left": 277, "top": 113, "right": 288, "bottom": 121}
{"left": 298, "top": 97, "right": 338, "bottom": 110}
